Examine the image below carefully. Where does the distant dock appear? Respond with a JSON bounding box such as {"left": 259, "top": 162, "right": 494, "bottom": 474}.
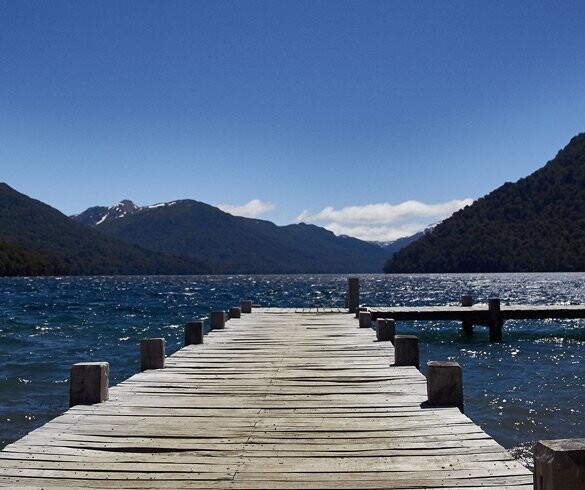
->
{"left": 368, "top": 302, "right": 585, "bottom": 342}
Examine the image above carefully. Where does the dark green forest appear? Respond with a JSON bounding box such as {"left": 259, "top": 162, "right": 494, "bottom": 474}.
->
{"left": 385, "top": 133, "right": 585, "bottom": 273}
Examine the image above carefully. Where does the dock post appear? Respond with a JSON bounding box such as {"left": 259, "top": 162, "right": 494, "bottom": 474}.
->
{"left": 461, "top": 295, "right": 474, "bottom": 336}
{"left": 358, "top": 311, "right": 372, "bottom": 328}
{"left": 229, "top": 306, "right": 241, "bottom": 319}
{"left": 355, "top": 306, "right": 367, "bottom": 319}
{"left": 241, "top": 300, "right": 252, "bottom": 314}
{"left": 534, "top": 439, "right": 585, "bottom": 489}
{"left": 427, "top": 361, "right": 464, "bottom": 413}
{"left": 488, "top": 298, "right": 503, "bottom": 342}
{"left": 394, "top": 335, "right": 419, "bottom": 369}
{"left": 376, "top": 318, "right": 395, "bottom": 342}
{"left": 69, "top": 362, "right": 109, "bottom": 407}
{"left": 185, "top": 320, "right": 204, "bottom": 346}
{"left": 140, "top": 338, "right": 165, "bottom": 371}
{"left": 347, "top": 277, "right": 359, "bottom": 314}
{"left": 211, "top": 310, "right": 226, "bottom": 330}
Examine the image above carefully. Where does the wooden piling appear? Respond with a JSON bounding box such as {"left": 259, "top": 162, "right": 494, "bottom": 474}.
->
{"left": 140, "top": 338, "right": 165, "bottom": 371}
{"left": 426, "top": 360, "right": 464, "bottom": 413}
{"left": 376, "top": 318, "right": 395, "bottom": 342}
{"left": 229, "top": 306, "right": 241, "bottom": 319}
{"left": 461, "top": 295, "right": 474, "bottom": 335}
{"left": 488, "top": 298, "right": 503, "bottom": 342}
{"left": 241, "top": 300, "right": 252, "bottom": 314}
{"left": 69, "top": 362, "right": 109, "bottom": 407}
{"left": 534, "top": 439, "right": 585, "bottom": 490}
{"left": 185, "top": 320, "right": 204, "bottom": 346}
{"left": 358, "top": 311, "right": 372, "bottom": 328}
{"left": 347, "top": 277, "right": 359, "bottom": 314}
{"left": 355, "top": 306, "right": 367, "bottom": 319}
{"left": 394, "top": 335, "right": 419, "bottom": 369}
{"left": 211, "top": 310, "right": 226, "bottom": 330}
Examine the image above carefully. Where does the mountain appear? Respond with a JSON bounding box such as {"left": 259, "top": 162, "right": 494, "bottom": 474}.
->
{"left": 384, "top": 133, "right": 585, "bottom": 273}
{"left": 72, "top": 200, "right": 139, "bottom": 226}
{"left": 74, "top": 199, "right": 388, "bottom": 273}
{"left": 0, "top": 184, "right": 209, "bottom": 276}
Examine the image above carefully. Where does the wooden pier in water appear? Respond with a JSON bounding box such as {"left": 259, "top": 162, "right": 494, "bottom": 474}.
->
{"left": 368, "top": 302, "right": 585, "bottom": 342}
{"left": 368, "top": 304, "right": 585, "bottom": 322}
{"left": 0, "top": 307, "right": 534, "bottom": 488}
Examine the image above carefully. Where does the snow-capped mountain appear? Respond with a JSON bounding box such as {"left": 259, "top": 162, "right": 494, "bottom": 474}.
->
{"left": 72, "top": 200, "right": 140, "bottom": 226}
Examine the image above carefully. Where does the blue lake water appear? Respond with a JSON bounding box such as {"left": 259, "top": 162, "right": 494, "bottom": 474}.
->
{"left": 1, "top": 273, "right": 584, "bottom": 468}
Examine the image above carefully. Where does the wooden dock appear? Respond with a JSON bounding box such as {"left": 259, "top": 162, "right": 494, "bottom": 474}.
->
{"left": 0, "top": 308, "right": 533, "bottom": 488}
{"left": 368, "top": 304, "right": 585, "bottom": 322}
{"left": 368, "top": 303, "right": 585, "bottom": 342}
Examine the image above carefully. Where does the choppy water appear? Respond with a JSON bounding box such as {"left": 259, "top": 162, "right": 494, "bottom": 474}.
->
{"left": 1, "top": 273, "right": 584, "bottom": 469}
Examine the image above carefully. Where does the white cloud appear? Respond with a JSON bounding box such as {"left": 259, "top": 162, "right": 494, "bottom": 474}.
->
{"left": 296, "top": 199, "right": 473, "bottom": 225}
{"left": 324, "top": 222, "right": 429, "bottom": 242}
{"left": 296, "top": 198, "right": 473, "bottom": 242}
{"left": 217, "top": 199, "right": 276, "bottom": 218}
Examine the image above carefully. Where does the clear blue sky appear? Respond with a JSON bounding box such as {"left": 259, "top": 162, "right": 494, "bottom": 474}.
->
{"left": 1, "top": 1, "right": 584, "bottom": 241}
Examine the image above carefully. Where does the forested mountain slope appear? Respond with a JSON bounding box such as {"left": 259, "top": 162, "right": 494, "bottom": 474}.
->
{"left": 385, "top": 133, "right": 585, "bottom": 272}
{"left": 0, "top": 184, "right": 208, "bottom": 276}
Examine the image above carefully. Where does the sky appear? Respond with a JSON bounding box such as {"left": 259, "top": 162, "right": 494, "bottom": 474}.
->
{"left": 1, "top": 1, "right": 585, "bottom": 242}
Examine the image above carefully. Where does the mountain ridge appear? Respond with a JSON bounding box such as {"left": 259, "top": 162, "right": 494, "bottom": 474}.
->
{"left": 73, "top": 198, "right": 389, "bottom": 274}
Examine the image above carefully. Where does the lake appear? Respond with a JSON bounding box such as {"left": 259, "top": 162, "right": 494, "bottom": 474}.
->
{"left": 1, "top": 273, "right": 584, "bottom": 468}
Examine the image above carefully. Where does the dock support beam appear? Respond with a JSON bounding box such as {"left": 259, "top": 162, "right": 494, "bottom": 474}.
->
{"left": 376, "top": 318, "right": 395, "bottom": 342}
{"left": 185, "top": 320, "right": 204, "bottom": 346}
{"left": 358, "top": 311, "right": 372, "bottom": 328}
{"left": 69, "top": 362, "right": 109, "bottom": 407}
{"left": 534, "top": 439, "right": 585, "bottom": 489}
{"left": 427, "top": 361, "right": 464, "bottom": 413}
{"left": 140, "top": 338, "right": 165, "bottom": 371}
{"left": 347, "top": 277, "right": 359, "bottom": 314}
{"left": 488, "top": 298, "right": 503, "bottom": 342}
{"left": 211, "top": 310, "right": 226, "bottom": 330}
{"left": 461, "top": 295, "right": 474, "bottom": 336}
{"left": 241, "top": 300, "right": 252, "bottom": 314}
{"left": 394, "top": 335, "right": 419, "bottom": 369}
